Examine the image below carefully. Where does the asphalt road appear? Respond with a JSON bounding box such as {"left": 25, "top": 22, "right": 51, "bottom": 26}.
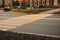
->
{"left": 10, "top": 14, "right": 60, "bottom": 37}
{"left": 0, "top": 9, "right": 60, "bottom": 37}
{"left": 0, "top": 10, "right": 28, "bottom": 20}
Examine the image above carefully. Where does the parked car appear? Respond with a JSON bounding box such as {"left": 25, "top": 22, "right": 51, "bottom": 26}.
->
{"left": 4, "top": 7, "right": 11, "bottom": 12}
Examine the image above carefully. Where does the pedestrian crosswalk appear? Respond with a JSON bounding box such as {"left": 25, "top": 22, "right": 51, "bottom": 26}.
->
{"left": 0, "top": 8, "right": 60, "bottom": 31}
{"left": 0, "top": 13, "right": 53, "bottom": 31}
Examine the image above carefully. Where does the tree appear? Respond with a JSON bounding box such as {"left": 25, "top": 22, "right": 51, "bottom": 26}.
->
{"left": 12, "top": 0, "right": 20, "bottom": 6}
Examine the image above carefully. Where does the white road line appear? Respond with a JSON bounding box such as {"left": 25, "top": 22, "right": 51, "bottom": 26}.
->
{"left": 0, "top": 28, "right": 8, "bottom": 31}
{"left": 0, "top": 26, "right": 15, "bottom": 29}
{"left": 16, "top": 32, "right": 60, "bottom": 38}
{"left": 0, "top": 14, "right": 53, "bottom": 31}
{"left": 43, "top": 18, "right": 60, "bottom": 20}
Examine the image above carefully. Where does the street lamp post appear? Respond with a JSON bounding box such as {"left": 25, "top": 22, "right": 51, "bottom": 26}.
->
{"left": 30, "top": 0, "right": 33, "bottom": 11}
{"left": 10, "top": 0, "right": 13, "bottom": 9}
{"left": 38, "top": 0, "right": 40, "bottom": 7}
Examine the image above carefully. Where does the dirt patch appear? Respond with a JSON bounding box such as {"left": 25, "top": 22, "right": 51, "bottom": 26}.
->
{"left": 0, "top": 30, "right": 60, "bottom": 40}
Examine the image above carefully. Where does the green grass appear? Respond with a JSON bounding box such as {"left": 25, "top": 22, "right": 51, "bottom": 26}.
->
{"left": 31, "top": 8, "right": 55, "bottom": 13}
{"left": 11, "top": 8, "right": 56, "bottom": 13}
{"left": 12, "top": 9, "right": 32, "bottom": 13}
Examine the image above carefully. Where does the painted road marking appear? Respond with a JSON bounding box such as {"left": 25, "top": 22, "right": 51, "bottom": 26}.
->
{"left": 15, "top": 32, "right": 60, "bottom": 38}
{"left": 0, "top": 14, "right": 53, "bottom": 31}
{"left": 0, "top": 8, "right": 60, "bottom": 31}
{"left": 42, "top": 18, "right": 60, "bottom": 20}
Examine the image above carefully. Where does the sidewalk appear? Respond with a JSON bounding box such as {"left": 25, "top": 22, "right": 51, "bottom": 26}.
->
{"left": 0, "top": 8, "right": 60, "bottom": 31}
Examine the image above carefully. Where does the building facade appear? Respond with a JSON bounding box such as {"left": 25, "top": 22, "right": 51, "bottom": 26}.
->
{"left": 0, "top": 0, "right": 60, "bottom": 7}
{"left": 33, "top": 0, "right": 60, "bottom": 7}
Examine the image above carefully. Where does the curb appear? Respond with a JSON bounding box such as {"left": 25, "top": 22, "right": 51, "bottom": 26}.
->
{"left": 10, "top": 11, "right": 29, "bottom": 14}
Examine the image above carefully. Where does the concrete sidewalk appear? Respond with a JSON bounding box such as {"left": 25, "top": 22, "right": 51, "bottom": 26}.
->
{"left": 0, "top": 8, "right": 60, "bottom": 31}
